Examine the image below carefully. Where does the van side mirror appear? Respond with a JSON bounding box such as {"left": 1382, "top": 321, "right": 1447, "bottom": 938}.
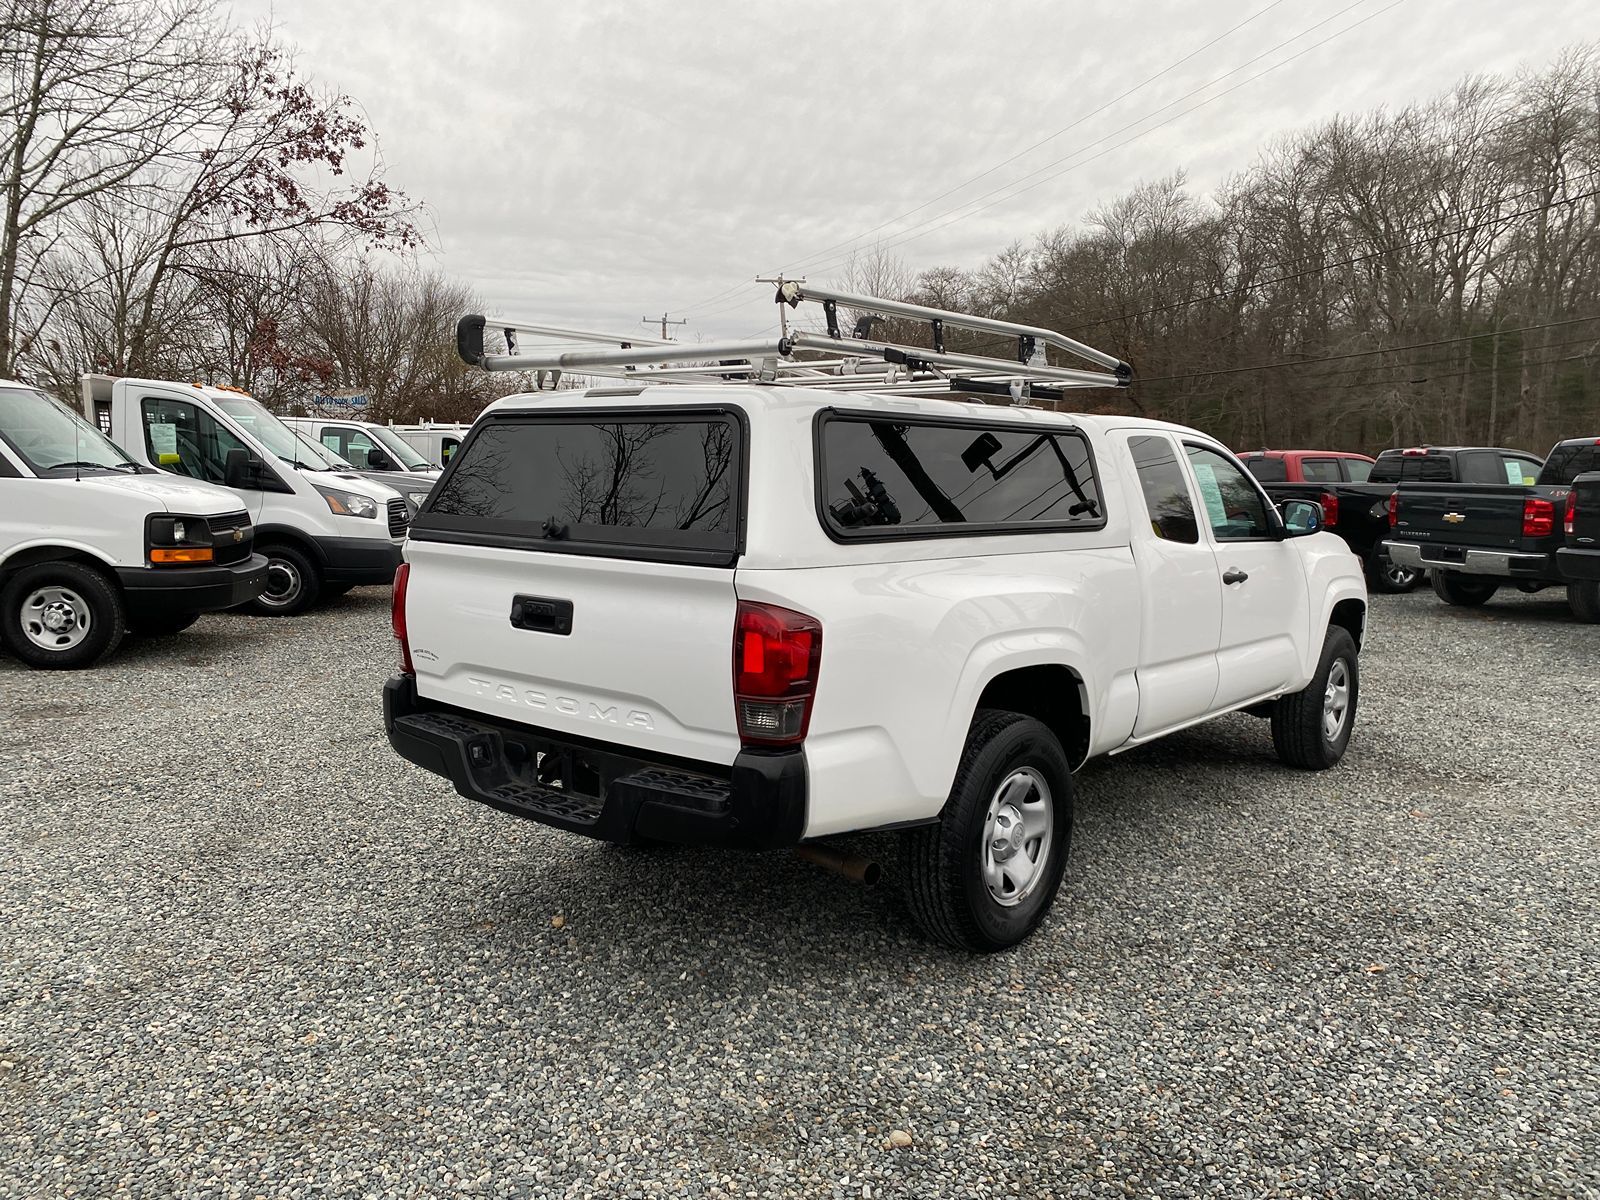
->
{"left": 224, "top": 447, "right": 262, "bottom": 489}
{"left": 1280, "top": 498, "right": 1323, "bottom": 536}
{"left": 962, "top": 431, "right": 1003, "bottom": 473}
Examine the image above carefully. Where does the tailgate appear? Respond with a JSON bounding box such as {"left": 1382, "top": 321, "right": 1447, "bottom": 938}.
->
{"left": 403, "top": 405, "right": 746, "bottom": 765}
{"left": 1391, "top": 485, "right": 1528, "bottom": 550}
{"left": 1572, "top": 474, "right": 1600, "bottom": 547}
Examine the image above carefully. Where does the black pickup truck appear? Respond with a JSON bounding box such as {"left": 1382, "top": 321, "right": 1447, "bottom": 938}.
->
{"left": 1383, "top": 437, "right": 1599, "bottom": 613}
{"left": 1558, "top": 470, "right": 1600, "bottom": 622}
{"left": 1243, "top": 445, "right": 1545, "bottom": 593}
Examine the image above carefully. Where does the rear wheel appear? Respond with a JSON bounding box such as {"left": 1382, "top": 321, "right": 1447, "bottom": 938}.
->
{"left": 1570, "top": 579, "right": 1600, "bottom": 624}
{"left": 1364, "top": 549, "right": 1422, "bottom": 594}
{"left": 1430, "top": 570, "right": 1499, "bottom": 607}
{"left": 130, "top": 612, "right": 199, "bottom": 637}
{"left": 901, "top": 710, "right": 1073, "bottom": 953}
{"left": 245, "top": 543, "right": 321, "bottom": 617}
{"left": 1271, "top": 626, "right": 1359, "bottom": 770}
{"left": 0, "top": 561, "right": 126, "bottom": 669}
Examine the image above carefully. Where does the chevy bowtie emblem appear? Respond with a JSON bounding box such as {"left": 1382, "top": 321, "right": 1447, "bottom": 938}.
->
{"left": 233, "top": 528, "right": 245, "bottom": 542}
{"left": 1443, "top": 512, "right": 1466, "bottom": 523}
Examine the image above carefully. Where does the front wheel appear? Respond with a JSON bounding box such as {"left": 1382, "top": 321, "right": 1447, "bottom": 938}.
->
{"left": 1570, "top": 579, "right": 1600, "bottom": 624}
{"left": 0, "top": 561, "right": 126, "bottom": 669}
{"left": 1365, "top": 549, "right": 1422, "bottom": 594}
{"left": 901, "top": 710, "right": 1073, "bottom": 953}
{"left": 1430, "top": 571, "right": 1499, "bottom": 607}
{"left": 245, "top": 544, "right": 322, "bottom": 617}
{"left": 1271, "top": 626, "right": 1359, "bottom": 770}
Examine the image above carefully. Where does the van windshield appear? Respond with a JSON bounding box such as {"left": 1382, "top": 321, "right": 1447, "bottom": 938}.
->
{"left": 368, "top": 424, "right": 431, "bottom": 469}
{"left": 212, "top": 394, "right": 320, "bottom": 469}
{"left": 0, "top": 385, "right": 138, "bottom": 474}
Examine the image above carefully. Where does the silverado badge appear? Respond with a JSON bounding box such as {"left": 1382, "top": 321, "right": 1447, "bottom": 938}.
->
{"left": 1443, "top": 511, "right": 1466, "bottom": 523}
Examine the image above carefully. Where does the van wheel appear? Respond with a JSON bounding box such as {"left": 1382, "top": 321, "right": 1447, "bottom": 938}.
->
{"left": 1364, "top": 550, "right": 1422, "bottom": 593}
{"left": 1271, "top": 626, "right": 1359, "bottom": 770}
{"left": 130, "top": 612, "right": 200, "bottom": 637}
{"left": 1570, "top": 580, "right": 1600, "bottom": 624}
{"left": 246, "top": 544, "right": 321, "bottom": 616}
{"left": 1430, "top": 571, "right": 1499, "bottom": 607}
{"left": 0, "top": 561, "right": 126, "bottom": 669}
{"left": 900, "top": 710, "right": 1073, "bottom": 953}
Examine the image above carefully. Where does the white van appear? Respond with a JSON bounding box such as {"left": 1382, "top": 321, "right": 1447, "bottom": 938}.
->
{"left": 86, "top": 376, "right": 408, "bottom": 616}
{"left": 393, "top": 423, "right": 472, "bottom": 469}
{"left": 283, "top": 416, "right": 441, "bottom": 478}
{"left": 281, "top": 418, "right": 439, "bottom": 514}
{"left": 1, "top": 379, "right": 267, "bottom": 668}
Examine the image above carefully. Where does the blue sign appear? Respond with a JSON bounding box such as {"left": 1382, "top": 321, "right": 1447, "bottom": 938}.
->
{"left": 315, "top": 393, "right": 370, "bottom": 409}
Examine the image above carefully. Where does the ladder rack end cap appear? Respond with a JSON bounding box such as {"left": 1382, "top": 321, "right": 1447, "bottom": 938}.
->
{"left": 456, "top": 314, "right": 487, "bottom": 367}
{"left": 1114, "top": 361, "right": 1134, "bottom": 386}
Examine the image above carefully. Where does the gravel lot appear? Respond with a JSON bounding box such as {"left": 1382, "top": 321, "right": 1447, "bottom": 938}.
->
{"left": 2, "top": 587, "right": 1597, "bottom": 1199}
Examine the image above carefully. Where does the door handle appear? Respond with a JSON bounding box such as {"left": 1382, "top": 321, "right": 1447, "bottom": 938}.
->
{"left": 1222, "top": 568, "right": 1249, "bottom": 585}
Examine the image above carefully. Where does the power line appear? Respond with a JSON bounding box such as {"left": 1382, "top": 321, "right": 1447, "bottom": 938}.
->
{"left": 673, "top": 0, "right": 1296, "bottom": 317}
{"left": 791, "top": 0, "right": 1399, "bottom": 280}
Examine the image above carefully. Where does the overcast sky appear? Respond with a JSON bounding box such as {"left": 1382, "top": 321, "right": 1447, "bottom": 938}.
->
{"left": 229, "top": 0, "right": 1594, "bottom": 341}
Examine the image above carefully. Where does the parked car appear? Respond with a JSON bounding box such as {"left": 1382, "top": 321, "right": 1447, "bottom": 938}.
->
{"left": 1240, "top": 449, "right": 1423, "bottom": 592}
{"left": 384, "top": 299, "right": 1368, "bottom": 953}
{"left": 392, "top": 423, "right": 472, "bottom": 468}
{"left": 1383, "top": 436, "right": 1598, "bottom": 614}
{"left": 281, "top": 416, "right": 441, "bottom": 477}
{"left": 1557, "top": 469, "right": 1600, "bottom": 623}
{"left": 1, "top": 379, "right": 267, "bottom": 668}
{"left": 281, "top": 422, "right": 439, "bottom": 515}
{"left": 84, "top": 375, "right": 409, "bottom": 616}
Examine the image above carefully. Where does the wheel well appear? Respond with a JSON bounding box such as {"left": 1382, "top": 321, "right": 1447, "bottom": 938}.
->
{"left": 0, "top": 546, "right": 114, "bottom": 585}
{"left": 253, "top": 528, "right": 322, "bottom": 567}
{"left": 1331, "top": 598, "right": 1366, "bottom": 649}
{"left": 975, "top": 665, "right": 1090, "bottom": 769}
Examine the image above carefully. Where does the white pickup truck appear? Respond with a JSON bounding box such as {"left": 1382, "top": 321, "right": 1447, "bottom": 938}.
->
{"left": 1, "top": 379, "right": 267, "bottom": 668}
{"left": 384, "top": 293, "right": 1367, "bottom": 951}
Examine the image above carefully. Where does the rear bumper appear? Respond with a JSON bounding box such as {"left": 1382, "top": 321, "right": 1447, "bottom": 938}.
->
{"left": 1384, "top": 540, "right": 1557, "bottom": 579}
{"left": 383, "top": 675, "right": 806, "bottom": 849}
{"left": 1558, "top": 546, "right": 1600, "bottom": 582}
{"left": 317, "top": 536, "right": 403, "bottom": 586}
{"left": 115, "top": 554, "right": 269, "bottom": 617}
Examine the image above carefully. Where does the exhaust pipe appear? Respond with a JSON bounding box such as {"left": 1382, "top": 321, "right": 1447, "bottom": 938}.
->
{"left": 795, "top": 844, "right": 882, "bottom": 886}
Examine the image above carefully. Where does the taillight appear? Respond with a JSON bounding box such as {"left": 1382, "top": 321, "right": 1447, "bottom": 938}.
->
{"left": 1387, "top": 492, "right": 1399, "bottom": 527}
{"left": 1565, "top": 490, "right": 1578, "bottom": 536}
{"left": 1522, "top": 497, "right": 1555, "bottom": 539}
{"left": 1318, "top": 491, "right": 1339, "bottom": 528}
{"left": 733, "top": 601, "right": 822, "bottom": 747}
{"left": 392, "top": 562, "right": 413, "bottom": 675}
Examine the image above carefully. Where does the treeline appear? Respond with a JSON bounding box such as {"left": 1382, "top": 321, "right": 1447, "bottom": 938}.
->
{"left": 1, "top": 0, "right": 501, "bottom": 421}
{"left": 864, "top": 45, "right": 1600, "bottom": 454}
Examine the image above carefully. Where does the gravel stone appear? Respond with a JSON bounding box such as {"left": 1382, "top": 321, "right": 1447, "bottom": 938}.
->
{"left": 1, "top": 586, "right": 1596, "bottom": 1198}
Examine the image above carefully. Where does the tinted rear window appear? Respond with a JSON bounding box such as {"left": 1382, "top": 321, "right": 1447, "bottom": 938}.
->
{"left": 1242, "top": 456, "right": 1288, "bottom": 482}
{"left": 818, "top": 415, "right": 1103, "bottom": 537}
{"left": 415, "top": 412, "right": 742, "bottom": 564}
{"left": 1369, "top": 452, "right": 1454, "bottom": 482}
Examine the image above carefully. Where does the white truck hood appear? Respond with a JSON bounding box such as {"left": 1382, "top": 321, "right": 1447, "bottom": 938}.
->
{"left": 61, "top": 472, "right": 247, "bottom": 516}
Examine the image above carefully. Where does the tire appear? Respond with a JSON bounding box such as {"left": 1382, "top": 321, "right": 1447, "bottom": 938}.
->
{"left": 130, "top": 612, "right": 200, "bottom": 637}
{"left": 1570, "top": 579, "right": 1600, "bottom": 624}
{"left": 1364, "top": 549, "right": 1422, "bottom": 594}
{"left": 901, "top": 710, "right": 1073, "bottom": 953}
{"left": 0, "top": 561, "right": 126, "bottom": 669}
{"left": 245, "top": 543, "right": 322, "bottom": 617}
{"left": 1271, "top": 626, "right": 1359, "bottom": 770}
{"left": 1429, "top": 570, "right": 1499, "bottom": 607}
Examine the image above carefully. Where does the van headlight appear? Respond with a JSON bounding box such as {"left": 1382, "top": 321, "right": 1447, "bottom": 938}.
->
{"left": 314, "top": 484, "right": 379, "bottom": 519}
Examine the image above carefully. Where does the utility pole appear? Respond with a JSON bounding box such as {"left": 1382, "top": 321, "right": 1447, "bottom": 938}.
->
{"left": 642, "top": 313, "right": 688, "bottom": 341}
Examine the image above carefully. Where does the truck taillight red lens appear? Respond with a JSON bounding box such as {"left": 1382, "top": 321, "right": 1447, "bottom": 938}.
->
{"left": 392, "top": 562, "right": 414, "bottom": 675}
{"left": 733, "top": 601, "right": 822, "bottom": 747}
{"left": 1318, "top": 491, "right": 1339, "bottom": 528}
{"left": 1522, "top": 497, "right": 1555, "bottom": 539}
{"left": 1387, "top": 492, "right": 1399, "bottom": 527}
{"left": 1565, "top": 490, "right": 1578, "bottom": 536}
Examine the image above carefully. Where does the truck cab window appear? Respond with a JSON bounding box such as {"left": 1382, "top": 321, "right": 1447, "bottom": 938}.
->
{"left": 1184, "top": 445, "right": 1275, "bottom": 541}
{"left": 1300, "top": 458, "right": 1342, "bottom": 483}
{"left": 141, "top": 397, "right": 246, "bottom": 484}
{"left": 1129, "top": 435, "right": 1198, "bottom": 543}
{"left": 1345, "top": 459, "right": 1372, "bottom": 482}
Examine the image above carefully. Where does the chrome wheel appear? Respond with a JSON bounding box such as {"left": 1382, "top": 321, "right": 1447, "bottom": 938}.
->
{"left": 980, "top": 767, "right": 1054, "bottom": 907}
{"left": 21, "top": 586, "right": 91, "bottom": 651}
{"left": 260, "top": 557, "right": 303, "bottom": 608}
{"left": 1323, "top": 658, "right": 1352, "bottom": 742}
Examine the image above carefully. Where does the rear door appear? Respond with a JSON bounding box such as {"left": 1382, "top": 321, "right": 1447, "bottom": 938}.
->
{"left": 403, "top": 407, "right": 746, "bottom": 765}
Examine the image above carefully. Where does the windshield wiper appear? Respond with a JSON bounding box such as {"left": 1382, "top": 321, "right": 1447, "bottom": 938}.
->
{"left": 48, "top": 460, "right": 138, "bottom": 472}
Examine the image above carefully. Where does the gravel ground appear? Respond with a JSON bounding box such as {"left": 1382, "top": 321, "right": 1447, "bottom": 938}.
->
{"left": 1, "top": 587, "right": 1596, "bottom": 1199}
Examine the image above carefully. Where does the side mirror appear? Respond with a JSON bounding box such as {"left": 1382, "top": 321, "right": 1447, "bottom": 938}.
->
{"left": 224, "top": 447, "right": 263, "bottom": 489}
{"left": 962, "top": 431, "right": 1003, "bottom": 474}
{"left": 1280, "top": 498, "right": 1323, "bottom": 536}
